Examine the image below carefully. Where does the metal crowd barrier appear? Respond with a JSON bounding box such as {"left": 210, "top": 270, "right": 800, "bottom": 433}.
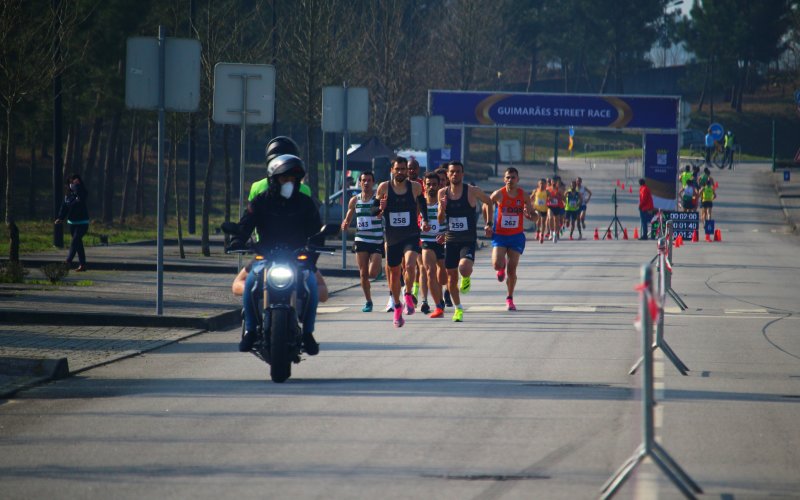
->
{"left": 601, "top": 264, "right": 702, "bottom": 499}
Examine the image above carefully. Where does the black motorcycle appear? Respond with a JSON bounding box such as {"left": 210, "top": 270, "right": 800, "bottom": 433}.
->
{"left": 222, "top": 223, "right": 339, "bottom": 383}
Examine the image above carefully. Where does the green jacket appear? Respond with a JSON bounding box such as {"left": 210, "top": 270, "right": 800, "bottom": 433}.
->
{"left": 248, "top": 178, "right": 312, "bottom": 201}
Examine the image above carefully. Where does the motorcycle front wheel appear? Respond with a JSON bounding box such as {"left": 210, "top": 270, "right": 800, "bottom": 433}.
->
{"left": 269, "top": 308, "right": 292, "bottom": 383}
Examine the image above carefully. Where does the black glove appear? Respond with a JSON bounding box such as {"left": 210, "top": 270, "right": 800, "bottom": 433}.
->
{"left": 220, "top": 221, "right": 241, "bottom": 235}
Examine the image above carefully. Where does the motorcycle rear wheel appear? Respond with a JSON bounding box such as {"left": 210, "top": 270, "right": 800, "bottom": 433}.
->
{"left": 269, "top": 308, "right": 292, "bottom": 383}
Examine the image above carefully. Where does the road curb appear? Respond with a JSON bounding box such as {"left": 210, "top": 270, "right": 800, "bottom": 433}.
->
{"left": 4, "top": 259, "right": 360, "bottom": 277}
{"left": 0, "top": 356, "right": 70, "bottom": 400}
{"left": 0, "top": 309, "right": 242, "bottom": 331}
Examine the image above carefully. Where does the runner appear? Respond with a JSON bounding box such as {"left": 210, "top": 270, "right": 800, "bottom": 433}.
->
{"left": 700, "top": 178, "right": 717, "bottom": 223}
{"left": 406, "top": 158, "right": 425, "bottom": 305}
{"left": 546, "top": 176, "right": 565, "bottom": 243}
{"left": 376, "top": 156, "right": 429, "bottom": 328}
{"left": 435, "top": 166, "right": 453, "bottom": 308}
{"left": 564, "top": 179, "right": 584, "bottom": 240}
{"left": 419, "top": 172, "right": 446, "bottom": 318}
{"left": 530, "top": 178, "right": 549, "bottom": 243}
{"left": 576, "top": 177, "right": 592, "bottom": 230}
{"left": 489, "top": 167, "right": 535, "bottom": 311}
{"left": 438, "top": 161, "right": 493, "bottom": 322}
{"left": 341, "top": 171, "right": 383, "bottom": 312}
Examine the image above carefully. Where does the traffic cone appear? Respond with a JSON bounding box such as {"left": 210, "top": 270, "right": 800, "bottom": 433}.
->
{"left": 633, "top": 227, "right": 639, "bottom": 239}
{"left": 621, "top": 182, "right": 625, "bottom": 191}
{"left": 705, "top": 233, "right": 711, "bottom": 242}
{"left": 714, "top": 229, "right": 722, "bottom": 241}
{"left": 714, "top": 181, "right": 719, "bottom": 189}
{"left": 594, "top": 228, "right": 599, "bottom": 240}
{"left": 675, "top": 234, "right": 683, "bottom": 247}
{"left": 691, "top": 229, "right": 698, "bottom": 242}
{"left": 606, "top": 229, "right": 613, "bottom": 240}
{"left": 629, "top": 186, "right": 633, "bottom": 194}
{"left": 623, "top": 228, "right": 629, "bottom": 240}
{"left": 616, "top": 179, "right": 621, "bottom": 186}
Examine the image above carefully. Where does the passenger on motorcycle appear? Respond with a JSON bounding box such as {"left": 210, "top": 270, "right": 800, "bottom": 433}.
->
{"left": 229, "top": 153, "right": 323, "bottom": 355}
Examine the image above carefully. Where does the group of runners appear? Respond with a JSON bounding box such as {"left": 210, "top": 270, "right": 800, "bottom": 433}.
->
{"left": 341, "top": 157, "right": 594, "bottom": 326}
{"left": 678, "top": 164, "right": 718, "bottom": 223}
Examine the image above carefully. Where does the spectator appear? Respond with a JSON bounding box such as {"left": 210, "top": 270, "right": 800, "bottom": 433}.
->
{"left": 55, "top": 174, "right": 90, "bottom": 272}
{"left": 638, "top": 179, "right": 654, "bottom": 241}
{"left": 704, "top": 128, "right": 714, "bottom": 165}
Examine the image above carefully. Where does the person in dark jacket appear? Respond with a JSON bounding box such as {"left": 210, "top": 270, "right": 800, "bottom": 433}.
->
{"left": 55, "top": 174, "right": 90, "bottom": 271}
{"left": 229, "top": 154, "right": 323, "bottom": 354}
{"left": 638, "top": 178, "right": 655, "bottom": 241}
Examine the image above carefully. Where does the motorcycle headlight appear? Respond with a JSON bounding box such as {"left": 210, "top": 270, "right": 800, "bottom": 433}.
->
{"left": 267, "top": 265, "right": 294, "bottom": 290}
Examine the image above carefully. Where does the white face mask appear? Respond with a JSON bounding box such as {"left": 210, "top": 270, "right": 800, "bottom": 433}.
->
{"left": 280, "top": 182, "right": 294, "bottom": 199}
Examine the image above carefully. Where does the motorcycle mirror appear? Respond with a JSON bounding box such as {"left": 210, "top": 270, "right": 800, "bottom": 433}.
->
{"left": 320, "top": 224, "right": 340, "bottom": 236}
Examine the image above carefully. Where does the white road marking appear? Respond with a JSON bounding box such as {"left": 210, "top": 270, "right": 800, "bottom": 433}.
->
{"left": 317, "top": 306, "right": 348, "bottom": 314}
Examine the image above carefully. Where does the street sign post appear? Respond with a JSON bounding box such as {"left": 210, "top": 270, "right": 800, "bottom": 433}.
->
{"left": 322, "top": 85, "right": 369, "bottom": 269}
{"left": 125, "top": 28, "right": 200, "bottom": 315}
{"left": 212, "top": 63, "right": 276, "bottom": 269}
{"left": 410, "top": 115, "right": 445, "bottom": 171}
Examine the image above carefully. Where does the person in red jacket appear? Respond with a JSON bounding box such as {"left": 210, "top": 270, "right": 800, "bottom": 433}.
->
{"left": 638, "top": 178, "right": 655, "bottom": 241}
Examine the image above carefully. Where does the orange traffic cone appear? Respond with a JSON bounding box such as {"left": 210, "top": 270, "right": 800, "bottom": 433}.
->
{"left": 621, "top": 182, "right": 625, "bottom": 190}
{"left": 623, "top": 228, "right": 629, "bottom": 240}
{"left": 633, "top": 227, "right": 639, "bottom": 239}
{"left": 714, "top": 181, "right": 719, "bottom": 189}
{"left": 705, "top": 233, "right": 712, "bottom": 242}
{"left": 606, "top": 229, "right": 613, "bottom": 240}
{"left": 714, "top": 229, "right": 722, "bottom": 241}
{"left": 617, "top": 179, "right": 621, "bottom": 186}
{"left": 675, "top": 234, "right": 683, "bottom": 247}
{"left": 691, "top": 229, "right": 698, "bottom": 242}
{"left": 629, "top": 186, "right": 633, "bottom": 194}
{"left": 594, "top": 228, "right": 599, "bottom": 240}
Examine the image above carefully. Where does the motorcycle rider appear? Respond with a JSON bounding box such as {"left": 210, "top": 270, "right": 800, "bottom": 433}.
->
{"left": 229, "top": 153, "right": 324, "bottom": 355}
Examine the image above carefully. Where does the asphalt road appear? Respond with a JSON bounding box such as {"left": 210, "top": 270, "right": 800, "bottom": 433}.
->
{"left": 1, "top": 160, "right": 798, "bottom": 499}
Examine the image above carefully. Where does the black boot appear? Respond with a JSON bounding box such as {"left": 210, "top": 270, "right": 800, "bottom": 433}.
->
{"left": 303, "top": 331, "right": 320, "bottom": 356}
{"left": 239, "top": 330, "right": 257, "bottom": 352}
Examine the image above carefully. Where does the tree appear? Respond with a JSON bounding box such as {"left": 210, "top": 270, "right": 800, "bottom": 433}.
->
{"left": 0, "top": 1, "right": 58, "bottom": 259}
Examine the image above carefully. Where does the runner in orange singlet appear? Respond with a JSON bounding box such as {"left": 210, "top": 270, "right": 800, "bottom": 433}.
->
{"left": 489, "top": 167, "right": 535, "bottom": 311}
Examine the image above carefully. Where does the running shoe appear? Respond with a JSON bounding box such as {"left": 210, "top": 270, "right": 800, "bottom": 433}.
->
{"left": 386, "top": 296, "right": 394, "bottom": 312}
{"left": 430, "top": 307, "right": 444, "bottom": 318}
{"left": 420, "top": 301, "right": 431, "bottom": 314}
{"left": 496, "top": 269, "right": 506, "bottom": 282}
{"left": 404, "top": 293, "right": 415, "bottom": 315}
{"left": 411, "top": 282, "right": 420, "bottom": 302}
{"left": 459, "top": 276, "right": 471, "bottom": 294}
{"left": 362, "top": 301, "right": 373, "bottom": 313}
{"left": 452, "top": 308, "right": 463, "bottom": 322}
{"left": 444, "top": 289, "right": 453, "bottom": 307}
{"left": 506, "top": 298, "right": 517, "bottom": 311}
{"left": 393, "top": 307, "right": 405, "bottom": 327}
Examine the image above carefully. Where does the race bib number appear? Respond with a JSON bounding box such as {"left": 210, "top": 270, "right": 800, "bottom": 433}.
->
{"left": 424, "top": 221, "right": 439, "bottom": 233}
{"left": 389, "top": 211, "right": 410, "bottom": 227}
{"left": 356, "top": 216, "right": 375, "bottom": 230}
{"left": 449, "top": 217, "right": 468, "bottom": 231}
{"left": 500, "top": 215, "right": 519, "bottom": 229}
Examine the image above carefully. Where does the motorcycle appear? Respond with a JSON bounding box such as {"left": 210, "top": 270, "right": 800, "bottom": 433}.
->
{"left": 222, "top": 223, "right": 339, "bottom": 383}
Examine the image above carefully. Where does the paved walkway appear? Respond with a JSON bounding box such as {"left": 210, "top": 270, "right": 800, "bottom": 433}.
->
{"left": 0, "top": 237, "right": 362, "bottom": 397}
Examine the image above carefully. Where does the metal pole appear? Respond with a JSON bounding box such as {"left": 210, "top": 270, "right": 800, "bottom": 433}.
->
{"left": 238, "top": 76, "right": 248, "bottom": 270}
{"left": 771, "top": 119, "right": 776, "bottom": 172}
{"left": 341, "top": 83, "right": 348, "bottom": 270}
{"left": 494, "top": 126, "right": 499, "bottom": 177}
{"left": 156, "top": 25, "right": 166, "bottom": 315}
{"left": 187, "top": 0, "right": 196, "bottom": 234}
{"left": 52, "top": 0, "right": 64, "bottom": 248}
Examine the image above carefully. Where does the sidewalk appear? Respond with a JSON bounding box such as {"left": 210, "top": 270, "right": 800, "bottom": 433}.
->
{"left": 773, "top": 165, "right": 800, "bottom": 234}
{"left": 0, "top": 236, "right": 361, "bottom": 398}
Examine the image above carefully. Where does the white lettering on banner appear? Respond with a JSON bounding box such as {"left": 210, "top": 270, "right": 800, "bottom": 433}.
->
{"left": 389, "top": 211, "right": 410, "bottom": 227}
{"left": 449, "top": 216, "right": 468, "bottom": 231}
{"left": 356, "top": 216, "right": 375, "bottom": 230}
{"left": 501, "top": 215, "right": 519, "bottom": 228}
